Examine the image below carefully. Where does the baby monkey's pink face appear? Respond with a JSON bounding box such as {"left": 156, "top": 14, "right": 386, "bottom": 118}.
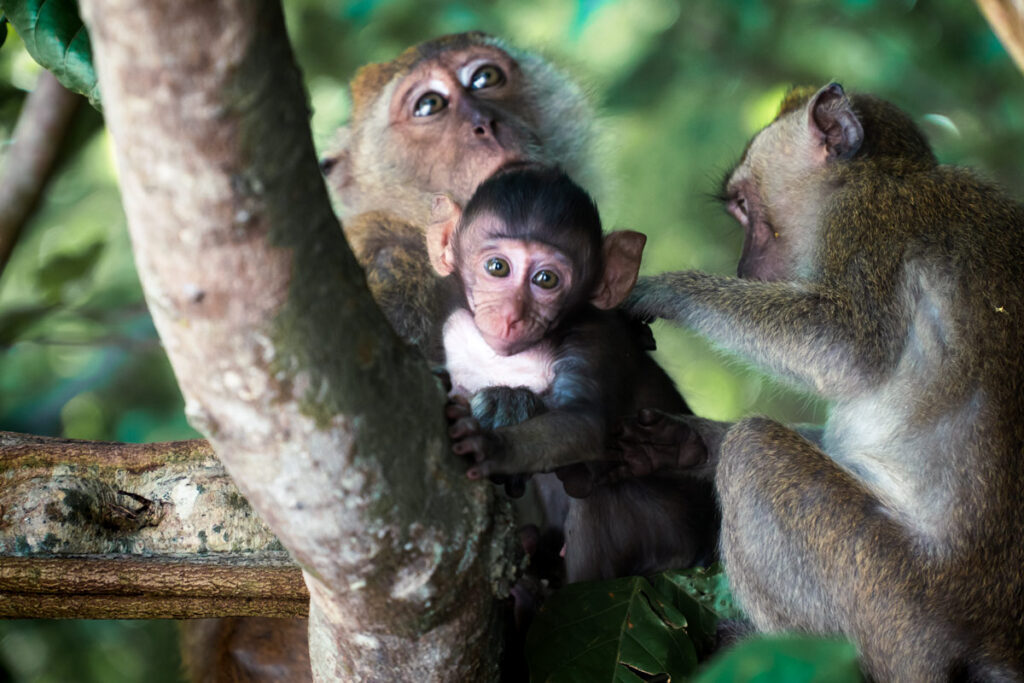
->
{"left": 457, "top": 213, "right": 575, "bottom": 356}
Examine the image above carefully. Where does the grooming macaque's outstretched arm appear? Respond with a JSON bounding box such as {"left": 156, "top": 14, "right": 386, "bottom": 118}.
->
{"left": 627, "top": 272, "right": 898, "bottom": 397}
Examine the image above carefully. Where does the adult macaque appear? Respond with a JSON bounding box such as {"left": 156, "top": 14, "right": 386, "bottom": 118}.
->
{"left": 184, "top": 33, "right": 600, "bottom": 683}
{"left": 624, "top": 83, "right": 1024, "bottom": 680}
{"left": 433, "top": 164, "right": 718, "bottom": 582}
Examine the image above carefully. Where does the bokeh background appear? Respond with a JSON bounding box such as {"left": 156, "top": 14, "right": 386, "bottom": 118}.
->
{"left": 2, "top": 0, "right": 1023, "bottom": 680}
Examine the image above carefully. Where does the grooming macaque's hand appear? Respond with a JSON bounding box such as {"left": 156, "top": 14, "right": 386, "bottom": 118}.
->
{"left": 622, "top": 272, "right": 704, "bottom": 323}
{"left": 608, "top": 408, "right": 709, "bottom": 476}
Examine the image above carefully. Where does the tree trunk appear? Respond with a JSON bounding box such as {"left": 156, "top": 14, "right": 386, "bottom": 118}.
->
{"left": 75, "top": 1, "right": 515, "bottom": 679}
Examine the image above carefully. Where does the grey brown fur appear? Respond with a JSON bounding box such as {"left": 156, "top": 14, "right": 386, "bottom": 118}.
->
{"left": 627, "top": 83, "right": 1024, "bottom": 680}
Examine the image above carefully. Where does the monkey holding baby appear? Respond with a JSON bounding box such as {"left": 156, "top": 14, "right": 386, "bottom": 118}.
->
{"left": 618, "top": 83, "right": 1024, "bottom": 680}
{"left": 183, "top": 33, "right": 713, "bottom": 682}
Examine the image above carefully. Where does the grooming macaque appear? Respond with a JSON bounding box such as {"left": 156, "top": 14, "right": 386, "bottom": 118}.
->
{"left": 625, "top": 83, "right": 1024, "bottom": 680}
{"left": 432, "top": 165, "right": 718, "bottom": 582}
{"left": 184, "top": 33, "right": 600, "bottom": 683}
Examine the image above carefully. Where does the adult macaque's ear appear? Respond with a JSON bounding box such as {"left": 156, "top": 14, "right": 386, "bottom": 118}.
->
{"left": 592, "top": 230, "right": 646, "bottom": 310}
{"left": 426, "top": 194, "right": 461, "bottom": 276}
{"left": 808, "top": 83, "right": 863, "bottom": 162}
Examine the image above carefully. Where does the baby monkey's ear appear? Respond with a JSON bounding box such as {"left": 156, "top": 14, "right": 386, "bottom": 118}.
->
{"left": 591, "top": 230, "right": 646, "bottom": 310}
{"left": 427, "top": 194, "right": 462, "bottom": 276}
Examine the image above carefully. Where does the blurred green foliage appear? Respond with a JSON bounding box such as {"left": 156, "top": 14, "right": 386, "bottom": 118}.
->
{"left": 2, "top": 0, "right": 1023, "bottom": 680}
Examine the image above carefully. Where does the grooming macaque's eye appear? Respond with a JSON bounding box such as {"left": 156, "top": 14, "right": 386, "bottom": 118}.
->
{"left": 413, "top": 92, "right": 448, "bottom": 117}
{"left": 469, "top": 65, "right": 506, "bottom": 90}
{"left": 485, "top": 257, "right": 511, "bottom": 277}
{"left": 531, "top": 270, "right": 559, "bottom": 289}
{"left": 728, "top": 196, "right": 749, "bottom": 224}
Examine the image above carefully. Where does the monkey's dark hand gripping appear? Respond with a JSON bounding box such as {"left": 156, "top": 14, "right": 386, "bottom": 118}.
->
{"left": 606, "top": 408, "right": 710, "bottom": 478}
{"left": 445, "top": 395, "right": 526, "bottom": 496}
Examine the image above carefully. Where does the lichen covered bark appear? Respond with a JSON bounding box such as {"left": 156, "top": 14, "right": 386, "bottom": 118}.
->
{"left": 77, "top": 0, "right": 513, "bottom": 678}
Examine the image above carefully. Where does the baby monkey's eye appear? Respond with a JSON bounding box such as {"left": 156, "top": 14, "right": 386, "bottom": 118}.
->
{"left": 485, "top": 257, "right": 510, "bottom": 277}
{"left": 469, "top": 65, "right": 505, "bottom": 90}
{"left": 413, "top": 92, "right": 448, "bottom": 117}
{"left": 531, "top": 270, "right": 559, "bottom": 289}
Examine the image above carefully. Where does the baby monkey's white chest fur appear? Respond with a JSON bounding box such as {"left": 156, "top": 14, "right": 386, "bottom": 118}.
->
{"left": 443, "top": 309, "right": 555, "bottom": 398}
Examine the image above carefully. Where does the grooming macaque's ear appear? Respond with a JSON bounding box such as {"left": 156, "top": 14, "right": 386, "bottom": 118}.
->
{"left": 592, "top": 230, "right": 646, "bottom": 310}
{"left": 427, "top": 194, "right": 461, "bottom": 276}
{"left": 808, "top": 83, "right": 863, "bottom": 162}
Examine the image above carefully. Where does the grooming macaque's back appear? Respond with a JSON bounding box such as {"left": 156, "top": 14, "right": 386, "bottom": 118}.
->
{"left": 627, "top": 83, "right": 1024, "bottom": 679}
{"left": 434, "top": 165, "right": 718, "bottom": 582}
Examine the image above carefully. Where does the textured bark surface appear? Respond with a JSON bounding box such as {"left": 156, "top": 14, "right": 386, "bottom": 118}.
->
{"left": 76, "top": 0, "right": 513, "bottom": 679}
{"left": 1, "top": 431, "right": 306, "bottom": 618}
{"left": 1, "top": 432, "right": 280, "bottom": 556}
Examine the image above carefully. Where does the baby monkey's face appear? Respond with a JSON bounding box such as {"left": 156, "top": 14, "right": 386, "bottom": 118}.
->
{"left": 457, "top": 214, "right": 575, "bottom": 356}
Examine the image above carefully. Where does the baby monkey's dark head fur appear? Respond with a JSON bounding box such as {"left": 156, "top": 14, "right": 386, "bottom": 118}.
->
{"left": 428, "top": 163, "right": 645, "bottom": 356}
{"left": 457, "top": 163, "right": 604, "bottom": 309}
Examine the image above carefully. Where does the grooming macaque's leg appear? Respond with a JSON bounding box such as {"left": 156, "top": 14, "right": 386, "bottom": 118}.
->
{"left": 719, "top": 417, "right": 972, "bottom": 681}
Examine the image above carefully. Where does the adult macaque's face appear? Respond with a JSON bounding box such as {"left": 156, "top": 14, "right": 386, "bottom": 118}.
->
{"left": 386, "top": 46, "right": 539, "bottom": 204}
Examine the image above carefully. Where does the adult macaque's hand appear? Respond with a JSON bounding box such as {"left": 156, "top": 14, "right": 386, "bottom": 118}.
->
{"left": 607, "top": 409, "right": 709, "bottom": 476}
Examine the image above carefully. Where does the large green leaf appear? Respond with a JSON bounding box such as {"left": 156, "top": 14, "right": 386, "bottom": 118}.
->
{"left": 694, "top": 635, "right": 863, "bottom": 683}
{"left": 1, "top": 0, "right": 99, "bottom": 107}
{"left": 526, "top": 576, "right": 707, "bottom": 682}
{"left": 655, "top": 563, "right": 745, "bottom": 622}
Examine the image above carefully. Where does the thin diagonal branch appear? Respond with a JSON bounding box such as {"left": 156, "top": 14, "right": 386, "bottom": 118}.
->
{"left": 0, "top": 70, "right": 82, "bottom": 276}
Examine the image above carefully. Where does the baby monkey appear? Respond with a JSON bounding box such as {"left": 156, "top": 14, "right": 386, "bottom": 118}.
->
{"left": 428, "top": 164, "right": 717, "bottom": 582}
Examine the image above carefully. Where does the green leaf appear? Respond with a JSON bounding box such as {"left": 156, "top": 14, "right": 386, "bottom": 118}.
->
{"left": 656, "top": 563, "right": 745, "bottom": 622}
{"left": 0, "top": 16, "right": 8, "bottom": 49}
{"left": 2, "top": 0, "right": 100, "bottom": 107}
{"left": 694, "top": 635, "right": 863, "bottom": 683}
{"left": 526, "top": 576, "right": 701, "bottom": 682}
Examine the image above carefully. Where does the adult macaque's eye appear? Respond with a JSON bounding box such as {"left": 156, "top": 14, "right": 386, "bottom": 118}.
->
{"left": 531, "top": 270, "right": 559, "bottom": 289}
{"left": 413, "top": 92, "right": 448, "bottom": 117}
{"left": 469, "top": 65, "right": 506, "bottom": 90}
{"left": 485, "top": 257, "right": 511, "bottom": 277}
